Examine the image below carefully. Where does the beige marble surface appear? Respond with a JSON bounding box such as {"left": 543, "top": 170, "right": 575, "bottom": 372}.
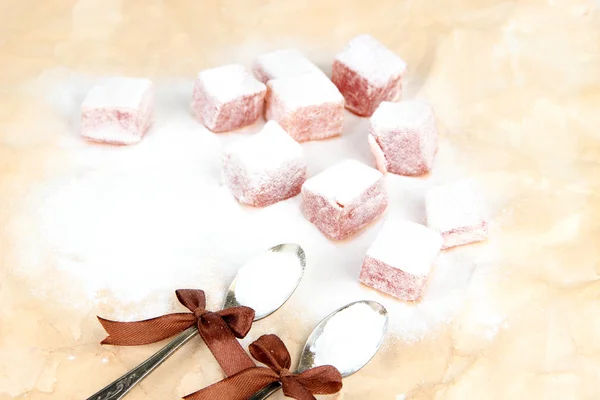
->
{"left": 2, "top": 0, "right": 600, "bottom": 399}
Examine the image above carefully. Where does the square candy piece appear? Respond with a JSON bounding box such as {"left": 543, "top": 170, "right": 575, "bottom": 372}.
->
{"left": 425, "top": 180, "right": 489, "bottom": 249}
{"left": 266, "top": 74, "right": 344, "bottom": 142}
{"left": 302, "top": 159, "right": 387, "bottom": 240}
{"left": 223, "top": 121, "right": 307, "bottom": 207}
{"left": 368, "top": 100, "right": 438, "bottom": 176}
{"left": 332, "top": 34, "right": 407, "bottom": 117}
{"left": 253, "top": 48, "right": 325, "bottom": 83}
{"left": 192, "top": 64, "right": 267, "bottom": 133}
{"left": 81, "top": 77, "right": 154, "bottom": 145}
{"left": 360, "top": 219, "right": 443, "bottom": 301}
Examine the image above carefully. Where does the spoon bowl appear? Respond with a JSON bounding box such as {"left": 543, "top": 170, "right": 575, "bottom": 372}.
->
{"left": 249, "top": 300, "right": 388, "bottom": 400}
{"left": 297, "top": 300, "right": 388, "bottom": 377}
{"left": 224, "top": 243, "right": 307, "bottom": 319}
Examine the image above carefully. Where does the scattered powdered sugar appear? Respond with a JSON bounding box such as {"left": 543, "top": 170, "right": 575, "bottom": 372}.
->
{"left": 302, "top": 159, "right": 382, "bottom": 206}
{"left": 81, "top": 77, "right": 152, "bottom": 110}
{"left": 197, "top": 64, "right": 265, "bottom": 104}
{"left": 335, "top": 34, "right": 407, "bottom": 87}
{"left": 267, "top": 74, "right": 344, "bottom": 111}
{"left": 233, "top": 249, "right": 303, "bottom": 317}
{"left": 253, "top": 48, "right": 325, "bottom": 83}
{"left": 13, "top": 66, "right": 503, "bottom": 342}
{"left": 311, "top": 302, "right": 387, "bottom": 372}
{"left": 370, "top": 100, "right": 434, "bottom": 132}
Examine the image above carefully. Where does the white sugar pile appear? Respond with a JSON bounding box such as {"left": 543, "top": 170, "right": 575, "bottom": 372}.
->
{"left": 13, "top": 67, "right": 503, "bottom": 342}
{"left": 311, "top": 302, "right": 387, "bottom": 372}
{"left": 233, "top": 249, "right": 303, "bottom": 317}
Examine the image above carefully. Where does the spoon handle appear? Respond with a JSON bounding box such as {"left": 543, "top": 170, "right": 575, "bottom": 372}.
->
{"left": 86, "top": 326, "right": 198, "bottom": 400}
{"left": 248, "top": 381, "right": 283, "bottom": 400}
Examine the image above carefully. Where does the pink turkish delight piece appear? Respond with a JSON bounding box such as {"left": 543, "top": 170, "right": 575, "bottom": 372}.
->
{"left": 222, "top": 121, "right": 307, "bottom": 207}
{"left": 265, "top": 74, "right": 344, "bottom": 142}
{"left": 332, "top": 34, "right": 407, "bottom": 117}
{"left": 425, "top": 180, "right": 488, "bottom": 249}
{"left": 191, "top": 64, "right": 266, "bottom": 133}
{"left": 81, "top": 77, "right": 154, "bottom": 145}
{"left": 359, "top": 219, "right": 443, "bottom": 301}
{"left": 368, "top": 100, "right": 438, "bottom": 176}
{"left": 253, "top": 48, "right": 325, "bottom": 83}
{"left": 301, "top": 159, "right": 387, "bottom": 240}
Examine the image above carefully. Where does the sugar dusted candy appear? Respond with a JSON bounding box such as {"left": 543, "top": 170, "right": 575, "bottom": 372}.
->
{"left": 368, "top": 100, "right": 438, "bottom": 176}
{"left": 222, "top": 121, "right": 307, "bottom": 207}
{"left": 253, "top": 48, "right": 325, "bottom": 83}
{"left": 265, "top": 74, "right": 344, "bottom": 142}
{"left": 301, "top": 159, "right": 387, "bottom": 240}
{"left": 191, "top": 64, "right": 266, "bottom": 133}
{"left": 359, "top": 219, "right": 443, "bottom": 301}
{"left": 81, "top": 77, "right": 154, "bottom": 145}
{"left": 425, "top": 180, "right": 489, "bottom": 249}
{"left": 332, "top": 34, "right": 407, "bottom": 117}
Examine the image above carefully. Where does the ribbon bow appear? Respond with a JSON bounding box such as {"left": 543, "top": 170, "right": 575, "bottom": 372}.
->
{"left": 184, "top": 334, "right": 343, "bottom": 400}
{"left": 98, "top": 289, "right": 256, "bottom": 375}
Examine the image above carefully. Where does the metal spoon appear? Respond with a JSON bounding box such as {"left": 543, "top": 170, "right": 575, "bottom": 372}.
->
{"left": 88, "top": 243, "right": 306, "bottom": 400}
{"left": 249, "top": 300, "right": 388, "bottom": 400}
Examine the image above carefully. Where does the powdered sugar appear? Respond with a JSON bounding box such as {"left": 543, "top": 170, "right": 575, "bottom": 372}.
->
{"left": 81, "top": 77, "right": 152, "bottom": 110}
{"left": 225, "top": 121, "right": 304, "bottom": 175}
{"left": 366, "top": 219, "right": 442, "bottom": 276}
{"left": 267, "top": 74, "right": 343, "bottom": 111}
{"left": 311, "top": 302, "right": 386, "bottom": 372}
{"left": 335, "top": 34, "right": 407, "bottom": 88}
{"left": 426, "top": 179, "right": 489, "bottom": 249}
{"left": 253, "top": 48, "right": 325, "bottom": 83}
{"left": 233, "top": 249, "right": 303, "bottom": 317}
{"left": 426, "top": 180, "right": 486, "bottom": 232}
{"left": 302, "top": 159, "right": 382, "bottom": 206}
{"left": 196, "top": 64, "right": 266, "bottom": 104}
{"left": 370, "top": 100, "right": 433, "bottom": 132}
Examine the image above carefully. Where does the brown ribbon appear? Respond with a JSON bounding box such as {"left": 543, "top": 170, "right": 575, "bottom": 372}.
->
{"left": 184, "top": 334, "right": 343, "bottom": 400}
{"left": 98, "top": 289, "right": 256, "bottom": 376}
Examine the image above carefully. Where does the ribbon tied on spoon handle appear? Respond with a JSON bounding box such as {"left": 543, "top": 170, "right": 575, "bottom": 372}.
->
{"left": 98, "top": 289, "right": 256, "bottom": 376}
{"left": 184, "top": 334, "right": 343, "bottom": 400}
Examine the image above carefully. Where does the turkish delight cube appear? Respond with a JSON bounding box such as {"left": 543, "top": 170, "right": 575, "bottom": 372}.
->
{"left": 301, "top": 160, "right": 387, "bottom": 240}
{"left": 191, "top": 64, "right": 266, "bottom": 132}
{"left": 81, "top": 77, "right": 154, "bottom": 145}
{"left": 332, "top": 34, "right": 407, "bottom": 117}
{"left": 222, "top": 121, "right": 307, "bottom": 207}
{"left": 252, "top": 48, "right": 325, "bottom": 83}
{"left": 359, "top": 219, "right": 443, "bottom": 301}
{"left": 368, "top": 100, "right": 438, "bottom": 176}
{"left": 265, "top": 74, "right": 344, "bottom": 142}
{"left": 425, "top": 180, "right": 489, "bottom": 249}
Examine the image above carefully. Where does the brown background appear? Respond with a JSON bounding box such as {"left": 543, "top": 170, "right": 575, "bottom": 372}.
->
{"left": 1, "top": 0, "right": 600, "bottom": 399}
